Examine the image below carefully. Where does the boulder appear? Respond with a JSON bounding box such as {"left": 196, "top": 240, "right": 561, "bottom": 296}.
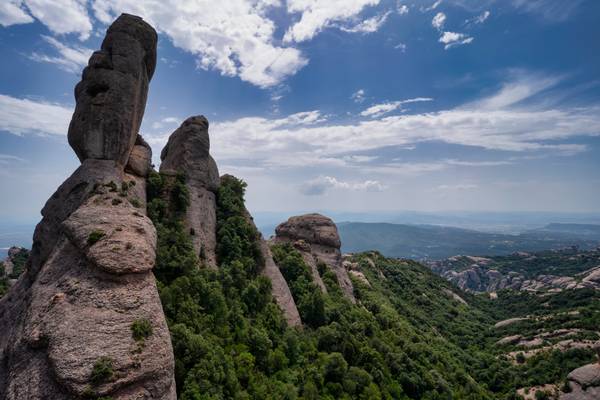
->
{"left": 274, "top": 213, "right": 355, "bottom": 302}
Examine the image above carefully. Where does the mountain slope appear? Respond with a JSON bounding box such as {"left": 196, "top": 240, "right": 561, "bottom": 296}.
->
{"left": 339, "top": 222, "right": 599, "bottom": 259}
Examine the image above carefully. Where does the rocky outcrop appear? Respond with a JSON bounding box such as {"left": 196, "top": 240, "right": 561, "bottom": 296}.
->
{"left": 68, "top": 14, "right": 157, "bottom": 166}
{"left": 273, "top": 213, "right": 355, "bottom": 302}
{"left": 160, "top": 116, "right": 220, "bottom": 268}
{"left": 260, "top": 241, "right": 302, "bottom": 327}
{"left": 428, "top": 256, "right": 600, "bottom": 293}
{"left": 561, "top": 363, "right": 600, "bottom": 399}
{"left": 0, "top": 14, "right": 175, "bottom": 400}
{"left": 1, "top": 247, "right": 28, "bottom": 280}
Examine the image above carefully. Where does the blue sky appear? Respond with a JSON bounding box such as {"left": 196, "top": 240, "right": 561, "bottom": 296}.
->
{"left": 0, "top": 0, "right": 599, "bottom": 224}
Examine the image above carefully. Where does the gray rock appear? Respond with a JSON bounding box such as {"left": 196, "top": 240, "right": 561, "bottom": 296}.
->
{"left": 126, "top": 135, "right": 152, "bottom": 177}
{"left": 274, "top": 213, "right": 355, "bottom": 302}
{"left": 567, "top": 363, "right": 600, "bottom": 387}
{"left": 260, "top": 241, "right": 302, "bottom": 327}
{"left": 159, "top": 116, "right": 220, "bottom": 267}
{"left": 68, "top": 14, "right": 157, "bottom": 166}
{"left": 0, "top": 14, "right": 175, "bottom": 400}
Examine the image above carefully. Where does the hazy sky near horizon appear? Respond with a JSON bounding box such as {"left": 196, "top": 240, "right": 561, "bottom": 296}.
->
{"left": 0, "top": 0, "right": 599, "bottom": 222}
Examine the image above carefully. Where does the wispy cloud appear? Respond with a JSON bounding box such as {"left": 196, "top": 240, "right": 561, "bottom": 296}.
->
{"left": 511, "top": 0, "right": 584, "bottom": 22}
{"left": 0, "top": 94, "right": 72, "bottom": 136}
{"left": 439, "top": 31, "right": 474, "bottom": 49}
{"left": 360, "top": 97, "right": 433, "bottom": 117}
{"left": 29, "top": 35, "right": 93, "bottom": 73}
{"left": 340, "top": 11, "right": 391, "bottom": 34}
{"left": 301, "top": 175, "right": 387, "bottom": 195}
{"left": 0, "top": 154, "right": 27, "bottom": 165}
{"left": 351, "top": 89, "right": 366, "bottom": 103}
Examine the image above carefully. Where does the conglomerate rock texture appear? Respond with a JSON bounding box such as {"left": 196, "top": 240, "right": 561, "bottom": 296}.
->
{"left": 273, "top": 213, "right": 356, "bottom": 302}
{"left": 0, "top": 14, "right": 175, "bottom": 400}
{"left": 160, "top": 116, "right": 220, "bottom": 268}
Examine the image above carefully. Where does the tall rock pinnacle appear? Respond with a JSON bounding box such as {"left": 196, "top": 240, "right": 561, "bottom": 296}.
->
{"left": 0, "top": 14, "right": 175, "bottom": 399}
{"left": 159, "top": 116, "right": 220, "bottom": 267}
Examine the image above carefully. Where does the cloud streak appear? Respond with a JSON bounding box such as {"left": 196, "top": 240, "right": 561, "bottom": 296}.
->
{"left": 301, "top": 175, "right": 387, "bottom": 195}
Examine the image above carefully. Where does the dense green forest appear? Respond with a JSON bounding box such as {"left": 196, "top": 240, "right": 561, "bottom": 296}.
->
{"left": 145, "top": 172, "right": 599, "bottom": 399}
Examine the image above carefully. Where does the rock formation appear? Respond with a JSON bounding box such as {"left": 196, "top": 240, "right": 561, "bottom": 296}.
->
{"left": 159, "top": 116, "right": 220, "bottom": 267}
{"left": 1, "top": 247, "right": 28, "bottom": 280}
{"left": 0, "top": 14, "right": 175, "bottom": 399}
{"left": 428, "top": 255, "right": 600, "bottom": 293}
{"left": 273, "top": 213, "right": 355, "bottom": 302}
{"left": 561, "top": 362, "right": 600, "bottom": 399}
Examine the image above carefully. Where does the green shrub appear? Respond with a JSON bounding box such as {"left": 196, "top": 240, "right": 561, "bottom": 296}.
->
{"left": 129, "top": 198, "right": 142, "bottom": 208}
{"left": 90, "top": 357, "right": 114, "bottom": 385}
{"left": 87, "top": 230, "right": 105, "bottom": 246}
{"left": 131, "top": 318, "right": 153, "bottom": 341}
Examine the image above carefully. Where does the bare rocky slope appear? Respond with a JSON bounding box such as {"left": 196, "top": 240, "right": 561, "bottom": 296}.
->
{"left": 428, "top": 248, "right": 600, "bottom": 293}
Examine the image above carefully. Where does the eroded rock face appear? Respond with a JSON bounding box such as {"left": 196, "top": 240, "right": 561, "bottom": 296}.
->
{"left": 260, "top": 240, "right": 302, "bottom": 327}
{"left": 68, "top": 14, "right": 157, "bottom": 166}
{"left": 0, "top": 14, "right": 175, "bottom": 400}
{"left": 274, "top": 213, "right": 355, "bottom": 302}
{"left": 561, "top": 363, "right": 600, "bottom": 400}
{"left": 160, "top": 116, "right": 220, "bottom": 267}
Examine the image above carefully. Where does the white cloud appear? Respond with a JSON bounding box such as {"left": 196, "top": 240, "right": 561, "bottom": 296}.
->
{"left": 29, "top": 35, "right": 93, "bottom": 73}
{"left": 340, "top": 11, "right": 390, "bottom": 34}
{"left": 422, "top": 0, "right": 443, "bottom": 12}
{"left": 351, "top": 89, "right": 365, "bottom": 103}
{"left": 397, "top": 4, "right": 409, "bottom": 15}
{"left": 284, "top": 0, "right": 380, "bottom": 43}
{"left": 24, "top": 0, "right": 93, "bottom": 40}
{"left": 439, "top": 31, "right": 474, "bottom": 49}
{"left": 470, "top": 73, "right": 560, "bottom": 109}
{"left": 432, "top": 12, "right": 446, "bottom": 30}
{"left": 0, "top": 94, "right": 72, "bottom": 136}
{"left": 394, "top": 42, "right": 407, "bottom": 52}
{"left": 181, "top": 75, "right": 600, "bottom": 172}
{"left": 301, "top": 175, "right": 387, "bottom": 195}
{"left": 360, "top": 97, "right": 433, "bottom": 117}
{"left": 0, "top": 1, "right": 33, "bottom": 26}
{"left": 151, "top": 116, "right": 180, "bottom": 130}
{"left": 474, "top": 10, "right": 490, "bottom": 24}
{"left": 92, "top": 0, "right": 307, "bottom": 88}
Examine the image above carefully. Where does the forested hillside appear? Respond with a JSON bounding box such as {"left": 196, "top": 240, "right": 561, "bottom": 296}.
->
{"left": 147, "top": 172, "right": 600, "bottom": 399}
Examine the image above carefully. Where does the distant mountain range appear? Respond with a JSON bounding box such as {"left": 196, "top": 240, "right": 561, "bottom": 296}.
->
{"left": 338, "top": 222, "right": 600, "bottom": 260}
